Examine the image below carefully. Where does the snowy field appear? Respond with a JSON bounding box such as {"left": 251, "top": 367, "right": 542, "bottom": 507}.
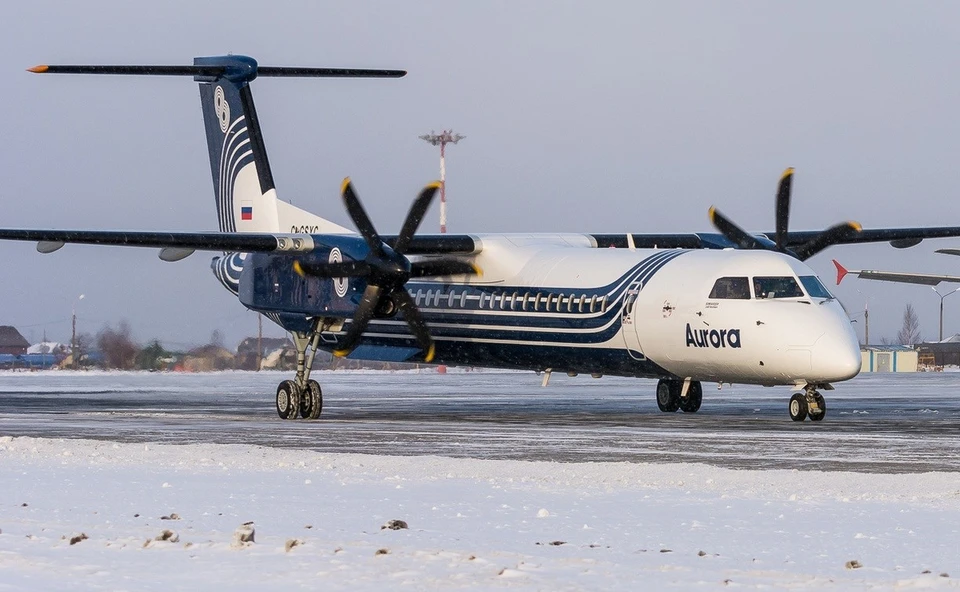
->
{"left": 1, "top": 436, "right": 958, "bottom": 590}
{"left": 1, "top": 370, "right": 960, "bottom": 589}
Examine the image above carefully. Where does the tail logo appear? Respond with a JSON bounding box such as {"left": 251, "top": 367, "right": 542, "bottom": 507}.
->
{"left": 329, "top": 247, "right": 349, "bottom": 298}
{"left": 214, "top": 86, "right": 230, "bottom": 133}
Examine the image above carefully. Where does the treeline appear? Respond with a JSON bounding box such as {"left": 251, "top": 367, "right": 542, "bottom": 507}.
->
{"left": 74, "top": 321, "right": 418, "bottom": 371}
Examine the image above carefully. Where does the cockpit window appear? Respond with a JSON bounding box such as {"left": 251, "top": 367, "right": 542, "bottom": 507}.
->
{"left": 709, "top": 277, "right": 751, "bottom": 299}
{"left": 799, "top": 275, "right": 833, "bottom": 299}
{"left": 753, "top": 276, "right": 804, "bottom": 299}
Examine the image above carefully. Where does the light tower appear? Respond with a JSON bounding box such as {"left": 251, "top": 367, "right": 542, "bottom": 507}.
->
{"left": 419, "top": 130, "right": 465, "bottom": 233}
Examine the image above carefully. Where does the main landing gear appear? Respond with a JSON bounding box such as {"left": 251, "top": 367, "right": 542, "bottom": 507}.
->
{"left": 789, "top": 385, "right": 826, "bottom": 422}
{"left": 275, "top": 321, "right": 327, "bottom": 420}
{"left": 656, "top": 378, "right": 702, "bottom": 413}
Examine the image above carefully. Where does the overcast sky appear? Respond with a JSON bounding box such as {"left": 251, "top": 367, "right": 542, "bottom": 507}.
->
{"left": 2, "top": 1, "right": 960, "bottom": 349}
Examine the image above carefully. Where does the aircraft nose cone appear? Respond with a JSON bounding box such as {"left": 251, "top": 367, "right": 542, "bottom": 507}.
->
{"left": 811, "top": 323, "right": 862, "bottom": 382}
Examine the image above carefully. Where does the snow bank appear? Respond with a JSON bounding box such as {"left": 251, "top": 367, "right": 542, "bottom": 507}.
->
{"left": 1, "top": 436, "right": 957, "bottom": 590}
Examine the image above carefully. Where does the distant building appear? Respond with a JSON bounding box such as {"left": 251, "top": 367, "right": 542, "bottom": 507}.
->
{"left": 916, "top": 335, "right": 960, "bottom": 368}
{"left": 860, "top": 345, "right": 918, "bottom": 373}
{"left": 235, "top": 337, "right": 294, "bottom": 370}
{"left": 181, "top": 344, "right": 235, "bottom": 372}
{"left": 0, "top": 326, "right": 29, "bottom": 355}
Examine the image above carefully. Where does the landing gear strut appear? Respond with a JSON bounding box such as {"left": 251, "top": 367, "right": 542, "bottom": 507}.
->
{"left": 656, "top": 378, "right": 702, "bottom": 413}
{"left": 789, "top": 385, "right": 826, "bottom": 422}
{"left": 275, "top": 319, "right": 328, "bottom": 420}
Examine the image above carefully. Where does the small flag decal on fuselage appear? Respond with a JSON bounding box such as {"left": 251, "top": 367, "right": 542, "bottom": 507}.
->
{"left": 241, "top": 205, "right": 253, "bottom": 220}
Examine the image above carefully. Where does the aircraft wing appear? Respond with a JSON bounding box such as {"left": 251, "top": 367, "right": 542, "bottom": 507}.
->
{"left": 0, "top": 228, "right": 478, "bottom": 260}
{"left": 832, "top": 259, "right": 960, "bottom": 287}
{"left": 592, "top": 226, "right": 960, "bottom": 251}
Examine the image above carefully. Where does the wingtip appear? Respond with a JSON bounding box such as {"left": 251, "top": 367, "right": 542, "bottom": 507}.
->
{"left": 849, "top": 221, "right": 863, "bottom": 232}
{"left": 472, "top": 264, "right": 483, "bottom": 277}
{"left": 27, "top": 65, "right": 49, "bottom": 73}
{"left": 832, "top": 259, "right": 849, "bottom": 285}
{"left": 708, "top": 206, "right": 717, "bottom": 221}
{"left": 424, "top": 343, "right": 436, "bottom": 363}
{"left": 781, "top": 167, "right": 795, "bottom": 180}
{"left": 293, "top": 261, "right": 305, "bottom": 277}
{"left": 333, "top": 348, "right": 351, "bottom": 358}
{"left": 340, "top": 177, "right": 352, "bottom": 194}
{"left": 426, "top": 180, "right": 442, "bottom": 190}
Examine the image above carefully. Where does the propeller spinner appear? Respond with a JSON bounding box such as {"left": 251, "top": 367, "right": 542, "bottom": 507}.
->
{"left": 708, "top": 168, "right": 862, "bottom": 260}
{"left": 294, "top": 179, "right": 479, "bottom": 362}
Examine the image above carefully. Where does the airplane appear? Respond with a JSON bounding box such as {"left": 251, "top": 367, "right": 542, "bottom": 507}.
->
{"left": 8, "top": 55, "right": 960, "bottom": 423}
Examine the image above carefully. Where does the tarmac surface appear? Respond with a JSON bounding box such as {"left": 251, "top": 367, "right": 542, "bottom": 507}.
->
{"left": 1, "top": 370, "right": 958, "bottom": 473}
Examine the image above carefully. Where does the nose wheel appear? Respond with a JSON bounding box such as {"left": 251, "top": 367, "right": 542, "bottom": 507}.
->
{"left": 789, "top": 387, "right": 826, "bottom": 422}
{"left": 656, "top": 379, "right": 702, "bottom": 413}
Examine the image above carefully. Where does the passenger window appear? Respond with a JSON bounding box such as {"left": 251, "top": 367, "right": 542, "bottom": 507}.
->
{"left": 447, "top": 291, "right": 456, "bottom": 308}
{"left": 578, "top": 295, "right": 585, "bottom": 313}
{"left": 511, "top": 292, "right": 518, "bottom": 310}
{"left": 479, "top": 292, "right": 487, "bottom": 308}
{"left": 589, "top": 295, "right": 597, "bottom": 312}
{"left": 600, "top": 295, "right": 608, "bottom": 313}
{"left": 460, "top": 292, "right": 468, "bottom": 308}
{"left": 425, "top": 290, "right": 434, "bottom": 307}
{"left": 753, "top": 276, "right": 804, "bottom": 299}
{"left": 522, "top": 293, "right": 530, "bottom": 311}
{"left": 709, "top": 277, "right": 751, "bottom": 299}
{"left": 415, "top": 289, "right": 424, "bottom": 306}
{"left": 490, "top": 293, "right": 498, "bottom": 309}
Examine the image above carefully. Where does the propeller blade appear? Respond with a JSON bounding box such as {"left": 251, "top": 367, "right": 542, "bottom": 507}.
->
{"left": 293, "top": 259, "right": 371, "bottom": 278}
{"left": 333, "top": 284, "right": 382, "bottom": 357}
{"left": 393, "top": 182, "right": 441, "bottom": 255}
{"left": 792, "top": 221, "right": 863, "bottom": 261}
{"left": 391, "top": 290, "right": 436, "bottom": 362}
{"left": 775, "top": 167, "right": 794, "bottom": 251}
{"left": 708, "top": 206, "right": 766, "bottom": 250}
{"left": 340, "top": 178, "right": 386, "bottom": 257}
{"left": 409, "top": 258, "right": 480, "bottom": 278}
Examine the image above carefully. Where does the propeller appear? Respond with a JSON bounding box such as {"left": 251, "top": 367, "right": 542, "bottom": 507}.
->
{"left": 294, "top": 178, "right": 480, "bottom": 362}
{"left": 708, "top": 168, "right": 862, "bottom": 260}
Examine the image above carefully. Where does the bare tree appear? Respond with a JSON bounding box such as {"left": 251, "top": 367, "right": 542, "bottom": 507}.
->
{"left": 96, "top": 320, "right": 139, "bottom": 369}
{"left": 210, "top": 329, "right": 224, "bottom": 349}
{"left": 896, "top": 304, "right": 922, "bottom": 345}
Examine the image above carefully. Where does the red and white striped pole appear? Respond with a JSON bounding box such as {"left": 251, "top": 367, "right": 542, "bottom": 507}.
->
{"left": 419, "top": 130, "right": 465, "bottom": 234}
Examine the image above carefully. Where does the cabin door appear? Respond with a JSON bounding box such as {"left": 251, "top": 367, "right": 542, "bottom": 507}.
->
{"left": 621, "top": 280, "right": 645, "bottom": 360}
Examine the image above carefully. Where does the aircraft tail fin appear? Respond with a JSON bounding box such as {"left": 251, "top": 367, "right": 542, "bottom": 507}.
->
{"left": 832, "top": 259, "right": 849, "bottom": 285}
{"left": 29, "top": 57, "right": 406, "bottom": 235}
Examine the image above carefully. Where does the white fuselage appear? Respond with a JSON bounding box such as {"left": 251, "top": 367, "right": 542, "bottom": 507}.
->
{"left": 395, "top": 234, "right": 862, "bottom": 386}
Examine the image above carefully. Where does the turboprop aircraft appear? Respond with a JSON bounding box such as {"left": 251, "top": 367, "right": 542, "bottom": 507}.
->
{"left": 8, "top": 55, "right": 960, "bottom": 423}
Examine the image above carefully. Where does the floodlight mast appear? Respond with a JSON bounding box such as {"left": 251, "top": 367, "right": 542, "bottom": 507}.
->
{"left": 419, "top": 130, "right": 465, "bottom": 233}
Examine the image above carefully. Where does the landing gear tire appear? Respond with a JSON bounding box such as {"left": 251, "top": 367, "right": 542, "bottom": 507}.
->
{"left": 789, "top": 392, "right": 808, "bottom": 422}
{"left": 656, "top": 379, "right": 681, "bottom": 412}
{"left": 679, "top": 381, "right": 703, "bottom": 413}
{"left": 300, "top": 380, "right": 323, "bottom": 420}
{"left": 808, "top": 392, "right": 826, "bottom": 422}
{"left": 276, "top": 380, "right": 301, "bottom": 420}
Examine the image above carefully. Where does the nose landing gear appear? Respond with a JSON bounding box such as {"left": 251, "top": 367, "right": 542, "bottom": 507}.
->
{"left": 656, "top": 378, "right": 703, "bottom": 413}
{"left": 789, "top": 385, "right": 826, "bottom": 422}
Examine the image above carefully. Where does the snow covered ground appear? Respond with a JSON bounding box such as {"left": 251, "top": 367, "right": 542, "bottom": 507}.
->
{"left": 1, "top": 435, "right": 958, "bottom": 590}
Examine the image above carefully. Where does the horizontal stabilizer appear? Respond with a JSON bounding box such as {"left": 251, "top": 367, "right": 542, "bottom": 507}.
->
{"left": 28, "top": 64, "right": 405, "bottom": 79}
{"left": 831, "top": 260, "right": 960, "bottom": 286}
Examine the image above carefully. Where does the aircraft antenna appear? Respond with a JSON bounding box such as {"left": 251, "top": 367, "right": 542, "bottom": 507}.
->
{"left": 419, "top": 130, "right": 465, "bottom": 233}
